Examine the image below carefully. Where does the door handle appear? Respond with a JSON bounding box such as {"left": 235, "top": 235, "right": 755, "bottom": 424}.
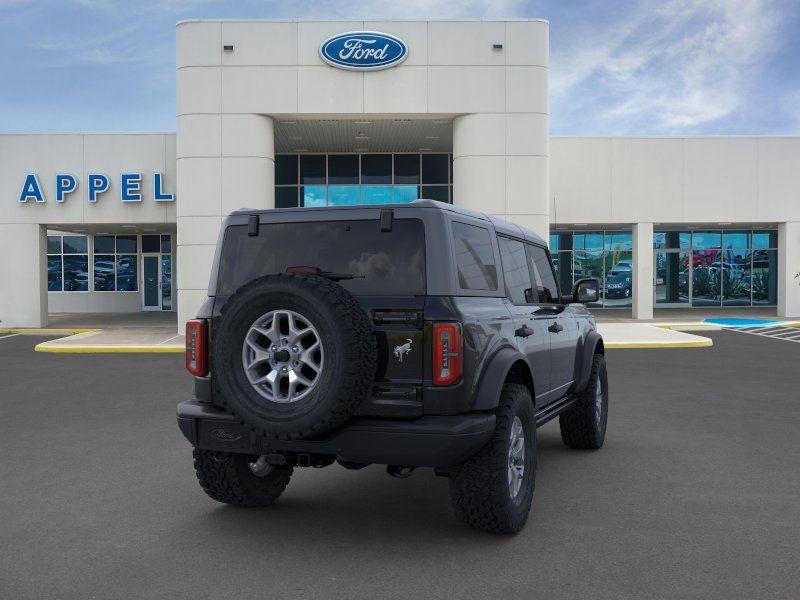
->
{"left": 548, "top": 322, "right": 563, "bottom": 333}
{"left": 515, "top": 325, "right": 535, "bottom": 338}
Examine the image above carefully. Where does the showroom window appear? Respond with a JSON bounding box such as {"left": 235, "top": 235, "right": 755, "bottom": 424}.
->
{"left": 47, "top": 235, "right": 89, "bottom": 292}
{"left": 93, "top": 235, "right": 138, "bottom": 292}
{"left": 654, "top": 229, "right": 777, "bottom": 307}
{"left": 274, "top": 153, "right": 453, "bottom": 208}
{"left": 549, "top": 231, "right": 632, "bottom": 307}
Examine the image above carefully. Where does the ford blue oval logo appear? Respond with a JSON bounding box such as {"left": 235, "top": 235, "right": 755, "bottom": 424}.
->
{"left": 319, "top": 31, "right": 408, "bottom": 71}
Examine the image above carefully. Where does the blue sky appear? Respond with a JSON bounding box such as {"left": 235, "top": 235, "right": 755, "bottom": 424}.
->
{"left": 1, "top": 0, "right": 798, "bottom": 135}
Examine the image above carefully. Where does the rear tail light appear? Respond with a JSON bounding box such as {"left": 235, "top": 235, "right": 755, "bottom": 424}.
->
{"left": 186, "top": 319, "right": 208, "bottom": 376}
{"left": 432, "top": 322, "right": 463, "bottom": 386}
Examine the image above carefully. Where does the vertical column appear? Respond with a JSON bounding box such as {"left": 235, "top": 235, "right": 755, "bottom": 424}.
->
{"left": 632, "top": 222, "right": 654, "bottom": 320}
{"left": 452, "top": 113, "right": 550, "bottom": 241}
{"left": 0, "top": 224, "right": 47, "bottom": 327}
{"left": 176, "top": 114, "right": 275, "bottom": 330}
{"left": 778, "top": 221, "right": 800, "bottom": 318}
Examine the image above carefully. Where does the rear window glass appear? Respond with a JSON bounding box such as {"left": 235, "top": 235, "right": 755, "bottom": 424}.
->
{"left": 216, "top": 219, "right": 426, "bottom": 296}
{"left": 451, "top": 222, "right": 498, "bottom": 291}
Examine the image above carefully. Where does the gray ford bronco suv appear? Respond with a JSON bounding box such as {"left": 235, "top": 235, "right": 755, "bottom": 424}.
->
{"left": 178, "top": 200, "right": 608, "bottom": 533}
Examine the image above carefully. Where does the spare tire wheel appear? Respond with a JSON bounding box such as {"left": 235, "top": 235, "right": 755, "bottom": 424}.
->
{"left": 211, "top": 273, "right": 376, "bottom": 440}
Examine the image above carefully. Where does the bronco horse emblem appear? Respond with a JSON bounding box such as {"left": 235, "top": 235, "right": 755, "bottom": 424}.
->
{"left": 393, "top": 338, "right": 413, "bottom": 363}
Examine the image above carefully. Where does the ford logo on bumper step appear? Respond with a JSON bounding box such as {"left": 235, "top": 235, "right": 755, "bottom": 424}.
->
{"left": 210, "top": 428, "right": 242, "bottom": 442}
{"left": 320, "top": 31, "right": 408, "bottom": 71}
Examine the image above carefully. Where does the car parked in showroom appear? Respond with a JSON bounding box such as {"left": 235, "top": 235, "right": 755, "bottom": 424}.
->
{"left": 177, "top": 200, "right": 609, "bottom": 533}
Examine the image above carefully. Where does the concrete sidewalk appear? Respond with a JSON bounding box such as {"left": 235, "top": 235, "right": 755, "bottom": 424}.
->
{"left": 33, "top": 328, "right": 184, "bottom": 353}
{"left": 597, "top": 322, "right": 713, "bottom": 348}
{"left": 2, "top": 310, "right": 717, "bottom": 353}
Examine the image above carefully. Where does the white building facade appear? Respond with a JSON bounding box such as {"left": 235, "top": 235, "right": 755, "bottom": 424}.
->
{"left": 0, "top": 19, "right": 798, "bottom": 329}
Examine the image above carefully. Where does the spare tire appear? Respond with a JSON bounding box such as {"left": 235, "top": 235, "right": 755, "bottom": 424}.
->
{"left": 211, "top": 273, "right": 376, "bottom": 440}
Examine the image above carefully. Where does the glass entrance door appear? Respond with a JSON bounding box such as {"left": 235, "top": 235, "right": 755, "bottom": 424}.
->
{"left": 142, "top": 255, "right": 161, "bottom": 311}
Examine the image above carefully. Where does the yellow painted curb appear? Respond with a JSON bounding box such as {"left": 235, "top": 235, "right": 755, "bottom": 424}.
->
{"left": 35, "top": 343, "right": 183, "bottom": 354}
{"left": 0, "top": 328, "right": 100, "bottom": 335}
{"left": 606, "top": 339, "right": 713, "bottom": 349}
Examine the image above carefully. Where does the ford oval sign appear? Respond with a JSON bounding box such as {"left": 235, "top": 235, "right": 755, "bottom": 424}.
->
{"left": 319, "top": 31, "right": 408, "bottom": 71}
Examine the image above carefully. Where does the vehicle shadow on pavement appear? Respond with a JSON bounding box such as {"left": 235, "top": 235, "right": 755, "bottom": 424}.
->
{"left": 172, "top": 428, "right": 576, "bottom": 547}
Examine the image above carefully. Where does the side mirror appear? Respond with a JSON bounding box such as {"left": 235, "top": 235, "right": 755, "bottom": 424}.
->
{"left": 572, "top": 277, "right": 600, "bottom": 304}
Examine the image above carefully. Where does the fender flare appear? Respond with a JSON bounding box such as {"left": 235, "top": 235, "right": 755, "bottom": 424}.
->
{"left": 573, "top": 331, "right": 604, "bottom": 392}
{"left": 472, "top": 347, "right": 534, "bottom": 411}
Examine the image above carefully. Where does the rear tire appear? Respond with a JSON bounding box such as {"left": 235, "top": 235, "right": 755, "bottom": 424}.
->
{"left": 559, "top": 353, "right": 608, "bottom": 450}
{"left": 193, "top": 449, "right": 293, "bottom": 507}
{"left": 448, "top": 383, "right": 536, "bottom": 534}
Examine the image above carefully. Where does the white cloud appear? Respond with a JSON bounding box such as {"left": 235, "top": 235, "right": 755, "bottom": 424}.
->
{"left": 551, "top": 0, "right": 790, "bottom": 133}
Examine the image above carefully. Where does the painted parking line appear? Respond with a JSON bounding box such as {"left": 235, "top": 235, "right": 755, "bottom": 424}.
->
{"left": 724, "top": 325, "right": 800, "bottom": 343}
{"left": 0, "top": 333, "right": 21, "bottom": 341}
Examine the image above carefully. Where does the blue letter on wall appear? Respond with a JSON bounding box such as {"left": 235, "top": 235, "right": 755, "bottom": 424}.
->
{"left": 19, "top": 174, "right": 45, "bottom": 203}
{"left": 56, "top": 174, "right": 77, "bottom": 202}
{"left": 87, "top": 173, "right": 109, "bottom": 202}
{"left": 121, "top": 173, "right": 142, "bottom": 202}
{"left": 153, "top": 173, "right": 174, "bottom": 202}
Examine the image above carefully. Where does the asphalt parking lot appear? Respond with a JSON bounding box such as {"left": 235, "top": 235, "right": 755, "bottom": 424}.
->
{"left": 1, "top": 331, "right": 799, "bottom": 599}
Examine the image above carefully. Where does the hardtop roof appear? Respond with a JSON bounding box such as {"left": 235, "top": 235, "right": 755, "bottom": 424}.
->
{"left": 230, "top": 200, "right": 546, "bottom": 246}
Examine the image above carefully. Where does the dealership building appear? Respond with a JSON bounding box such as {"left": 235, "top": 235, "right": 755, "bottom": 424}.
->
{"left": 1, "top": 18, "right": 798, "bottom": 329}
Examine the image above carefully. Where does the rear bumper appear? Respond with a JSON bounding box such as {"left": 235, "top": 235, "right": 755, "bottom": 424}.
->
{"left": 177, "top": 400, "right": 495, "bottom": 467}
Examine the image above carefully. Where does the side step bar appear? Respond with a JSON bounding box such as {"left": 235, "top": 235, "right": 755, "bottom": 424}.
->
{"left": 535, "top": 395, "right": 577, "bottom": 427}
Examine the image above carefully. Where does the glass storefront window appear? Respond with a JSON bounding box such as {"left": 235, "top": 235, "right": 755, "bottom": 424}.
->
{"left": 361, "top": 154, "right": 391, "bottom": 184}
{"left": 300, "top": 155, "right": 326, "bottom": 184}
{"left": 93, "top": 255, "right": 116, "bottom": 291}
{"left": 361, "top": 186, "right": 393, "bottom": 205}
{"left": 574, "top": 233, "right": 603, "bottom": 250}
{"left": 692, "top": 231, "right": 721, "bottom": 249}
{"left": 421, "top": 185, "right": 449, "bottom": 202}
{"left": 116, "top": 235, "right": 137, "bottom": 254}
{"left": 161, "top": 235, "right": 171, "bottom": 254}
{"left": 752, "top": 231, "right": 778, "bottom": 249}
{"left": 328, "top": 155, "right": 358, "bottom": 184}
{"left": 722, "top": 249, "right": 752, "bottom": 306}
{"left": 394, "top": 154, "right": 419, "bottom": 184}
{"left": 276, "top": 153, "right": 452, "bottom": 207}
{"left": 328, "top": 186, "right": 360, "bottom": 206}
{"left": 47, "top": 256, "right": 62, "bottom": 291}
{"left": 116, "top": 256, "right": 137, "bottom": 292}
{"left": 652, "top": 229, "right": 777, "bottom": 307}
{"left": 63, "top": 235, "right": 88, "bottom": 254}
{"left": 47, "top": 235, "right": 62, "bottom": 254}
{"left": 691, "top": 250, "right": 721, "bottom": 306}
{"left": 141, "top": 234, "right": 160, "bottom": 253}
{"left": 604, "top": 232, "right": 632, "bottom": 251}
{"left": 604, "top": 250, "right": 633, "bottom": 306}
{"left": 275, "top": 154, "right": 298, "bottom": 185}
{"left": 394, "top": 185, "right": 418, "bottom": 203}
{"left": 94, "top": 235, "right": 115, "bottom": 253}
{"left": 302, "top": 185, "right": 326, "bottom": 207}
{"left": 722, "top": 231, "right": 750, "bottom": 249}
{"left": 47, "top": 234, "right": 88, "bottom": 292}
{"left": 275, "top": 187, "right": 298, "bottom": 208}
{"left": 654, "top": 231, "right": 691, "bottom": 249}
{"left": 752, "top": 250, "right": 778, "bottom": 304}
{"left": 422, "top": 154, "right": 448, "bottom": 184}
{"left": 655, "top": 251, "right": 690, "bottom": 305}
{"left": 63, "top": 255, "right": 89, "bottom": 291}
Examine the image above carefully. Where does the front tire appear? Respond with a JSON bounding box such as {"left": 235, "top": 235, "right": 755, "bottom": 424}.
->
{"left": 193, "top": 449, "right": 293, "bottom": 507}
{"left": 559, "top": 353, "right": 608, "bottom": 450}
{"left": 448, "top": 383, "right": 536, "bottom": 534}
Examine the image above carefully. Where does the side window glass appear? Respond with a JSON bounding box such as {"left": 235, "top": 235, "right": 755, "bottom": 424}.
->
{"left": 498, "top": 237, "right": 534, "bottom": 304}
{"left": 451, "top": 222, "right": 498, "bottom": 291}
{"left": 527, "top": 244, "right": 560, "bottom": 304}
